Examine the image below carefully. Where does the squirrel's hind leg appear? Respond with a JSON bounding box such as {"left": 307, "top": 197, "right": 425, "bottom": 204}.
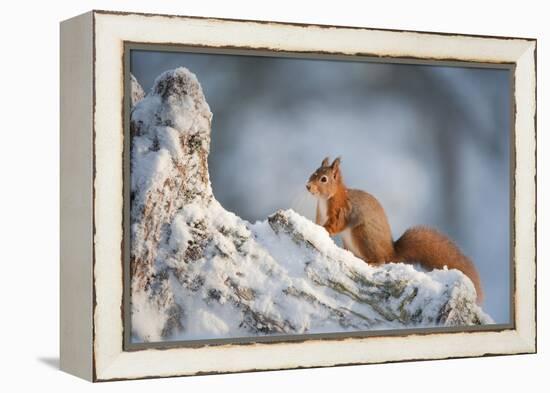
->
{"left": 350, "top": 225, "right": 394, "bottom": 265}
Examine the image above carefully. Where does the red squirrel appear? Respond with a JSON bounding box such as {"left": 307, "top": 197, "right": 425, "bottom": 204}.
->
{"left": 306, "top": 157, "right": 483, "bottom": 304}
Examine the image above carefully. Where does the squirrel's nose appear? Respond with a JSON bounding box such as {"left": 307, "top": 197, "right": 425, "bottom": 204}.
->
{"left": 306, "top": 184, "right": 311, "bottom": 191}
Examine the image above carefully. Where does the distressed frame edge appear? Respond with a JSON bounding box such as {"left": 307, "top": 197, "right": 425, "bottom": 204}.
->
{"left": 512, "top": 40, "right": 537, "bottom": 354}
{"left": 90, "top": 11, "right": 537, "bottom": 382}
{"left": 59, "top": 11, "right": 95, "bottom": 381}
{"left": 91, "top": 8, "right": 537, "bottom": 42}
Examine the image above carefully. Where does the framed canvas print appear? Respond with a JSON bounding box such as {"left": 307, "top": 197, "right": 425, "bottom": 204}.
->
{"left": 60, "top": 10, "right": 537, "bottom": 382}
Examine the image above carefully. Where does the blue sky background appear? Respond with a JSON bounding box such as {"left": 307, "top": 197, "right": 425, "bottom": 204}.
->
{"left": 131, "top": 49, "right": 511, "bottom": 323}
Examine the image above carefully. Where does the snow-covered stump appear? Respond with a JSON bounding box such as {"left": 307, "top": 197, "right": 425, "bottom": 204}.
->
{"left": 129, "top": 68, "right": 492, "bottom": 343}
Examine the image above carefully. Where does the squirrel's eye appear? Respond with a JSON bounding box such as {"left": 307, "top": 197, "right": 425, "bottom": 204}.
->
{"left": 320, "top": 176, "right": 328, "bottom": 183}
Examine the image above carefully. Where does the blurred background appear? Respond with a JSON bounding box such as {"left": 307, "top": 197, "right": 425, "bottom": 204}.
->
{"left": 131, "top": 49, "right": 511, "bottom": 324}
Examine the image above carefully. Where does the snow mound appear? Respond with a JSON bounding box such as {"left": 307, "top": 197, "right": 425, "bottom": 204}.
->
{"left": 130, "top": 68, "right": 492, "bottom": 343}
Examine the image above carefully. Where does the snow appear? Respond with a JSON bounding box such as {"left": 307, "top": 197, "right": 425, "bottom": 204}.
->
{"left": 133, "top": 198, "right": 492, "bottom": 342}
{"left": 129, "top": 68, "right": 492, "bottom": 344}
{"left": 131, "top": 287, "right": 172, "bottom": 343}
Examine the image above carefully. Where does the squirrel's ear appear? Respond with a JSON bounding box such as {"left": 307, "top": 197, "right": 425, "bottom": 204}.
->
{"left": 331, "top": 157, "right": 341, "bottom": 179}
{"left": 331, "top": 157, "right": 341, "bottom": 171}
{"left": 321, "top": 157, "right": 330, "bottom": 167}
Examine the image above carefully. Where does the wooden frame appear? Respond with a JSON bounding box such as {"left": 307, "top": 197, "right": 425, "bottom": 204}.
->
{"left": 60, "top": 10, "right": 536, "bottom": 382}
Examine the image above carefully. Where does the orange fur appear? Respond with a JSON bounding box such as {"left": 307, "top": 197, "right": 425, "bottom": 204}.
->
{"left": 323, "top": 186, "right": 349, "bottom": 235}
{"left": 394, "top": 227, "right": 484, "bottom": 303}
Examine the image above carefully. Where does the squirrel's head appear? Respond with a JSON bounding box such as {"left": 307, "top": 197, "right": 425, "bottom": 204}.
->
{"left": 306, "top": 157, "right": 343, "bottom": 198}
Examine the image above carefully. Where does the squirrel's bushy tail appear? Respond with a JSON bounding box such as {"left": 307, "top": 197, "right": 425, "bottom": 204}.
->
{"left": 394, "top": 226, "right": 483, "bottom": 304}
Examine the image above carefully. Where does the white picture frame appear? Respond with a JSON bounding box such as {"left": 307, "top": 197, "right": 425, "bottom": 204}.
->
{"left": 60, "top": 10, "right": 536, "bottom": 382}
